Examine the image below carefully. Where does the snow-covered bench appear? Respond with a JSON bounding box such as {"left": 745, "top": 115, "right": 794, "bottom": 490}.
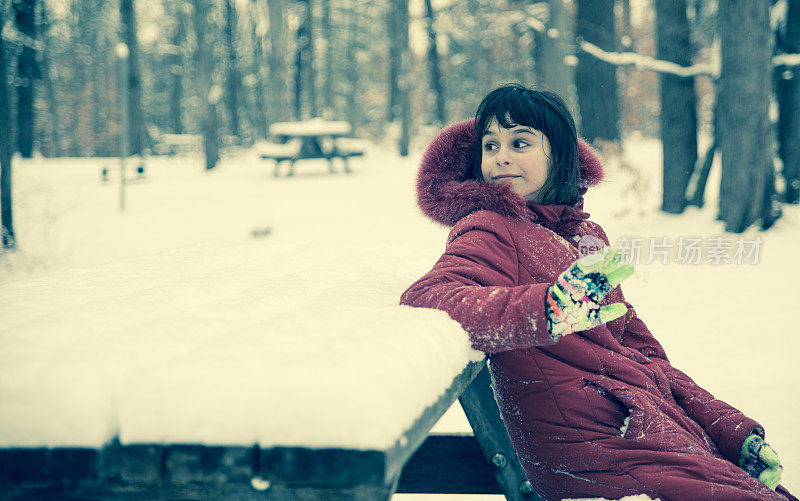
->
{"left": 0, "top": 243, "right": 537, "bottom": 500}
{"left": 260, "top": 119, "right": 367, "bottom": 176}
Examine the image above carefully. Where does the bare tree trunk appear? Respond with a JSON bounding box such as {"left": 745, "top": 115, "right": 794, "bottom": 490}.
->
{"left": 343, "top": 0, "right": 359, "bottom": 131}
{"left": 776, "top": 0, "right": 800, "bottom": 204}
{"left": 96, "top": 11, "right": 116, "bottom": 156}
{"left": 534, "top": 0, "right": 576, "bottom": 120}
{"left": 618, "top": 0, "right": 632, "bottom": 45}
{"left": 321, "top": 0, "right": 333, "bottom": 117}
{"left": 88, "top": 2, "right": 103, "bottom": 156}
{"left": 717, "top": 0, "right": 776, "bottom": 232}
{"left": 424, "top": 0, "right": 446, "bottom": 125}
{"left": 1, "top": 5, "right": 15, "bottom": 248}
{"left": 575, "top": 0, "right": 620, "bottom": 143}
{"left": 247, "top": 0, "right": 267, "bottom": 138}
{"left": 223, "top": 0, "right": 242, "bottom": 138}
{"left": 66, "top": 34, "right": 82, "bottom": 157}
{"left": 14, "top": 0, "right": 37, "bottom": 158}
{"left": 396, "top": 0, "right": 410, "bottom": 156}
{"left": 73, "top": 0, "right": 97, "bottom": 156}
{"left": 469, "top": 0, "right": 491, "bottom": 94}
{"left": 508, "top": 1, "right": 529, "bottom": 85}
{"left": 655, "top": 0, "right": 697, "bottom": 214}
{"left": 267, "top": 0, "right": 290, "bottom": 123}
{"left": 120, "top": 0, "right": 144, "bottom": 155}
{"left": 306, "top": 0, "right": 317, "bottom": 117}
{"left": 168, "top": 3, "right": 186, "bottom": 134}
{"left": 387, "top": 0, "right": 400, "bottom": 123}
{"left": 39, "top": 1, "right": 62, "bottom": 157}
{"left": 294, "top": 0, "right": 311, "bottom": 119}
{"left": 191, "top": 0, "right": 221, "bottom": 169}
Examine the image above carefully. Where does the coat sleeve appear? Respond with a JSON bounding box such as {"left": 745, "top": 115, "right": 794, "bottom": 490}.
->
{"left": 399, "top": 212, "right": 556, "bottom": 353}
{"left": 619, "top": 302, "right": 763, "bottom": 464}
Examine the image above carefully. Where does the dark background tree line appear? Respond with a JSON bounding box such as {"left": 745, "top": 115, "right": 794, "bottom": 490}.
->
{"left": 1, "top": 0, "right": 799, "bottom": 248}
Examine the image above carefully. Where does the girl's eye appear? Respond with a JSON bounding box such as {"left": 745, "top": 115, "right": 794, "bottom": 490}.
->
{"left": 513, "top": 140, "right": 529, "bottom": 148}
{"left": 483, "top": 142, "right": 497, "bottom": 151}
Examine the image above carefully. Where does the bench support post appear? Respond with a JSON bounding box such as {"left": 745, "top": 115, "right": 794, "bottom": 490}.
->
{"left": 458, "top": 362, "right": 544, "bottom": 501}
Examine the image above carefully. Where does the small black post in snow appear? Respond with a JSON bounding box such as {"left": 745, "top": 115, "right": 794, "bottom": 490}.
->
{"left": 116, "top": 42, "right": 129, "bottom": 212}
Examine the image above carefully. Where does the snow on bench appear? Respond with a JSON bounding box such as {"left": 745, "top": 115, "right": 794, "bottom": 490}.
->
{"left": 253, "top": 138, "right": 302, "bottom": 158}
{"left": 0, "top": 241, "right": 479, "bottom": 450}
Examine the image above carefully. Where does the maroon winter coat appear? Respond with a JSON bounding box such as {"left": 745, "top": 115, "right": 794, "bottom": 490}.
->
{"left": 400, "top": 120, "right": 796, "bottom": 501}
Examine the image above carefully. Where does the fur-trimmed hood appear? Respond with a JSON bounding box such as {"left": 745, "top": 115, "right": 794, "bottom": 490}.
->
{"left": 416, "top": 119, "right": 604, "bottom": 229}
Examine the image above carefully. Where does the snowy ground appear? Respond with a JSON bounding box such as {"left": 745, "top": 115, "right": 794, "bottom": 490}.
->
{"left": 1, "top": 135, "right": 797, "bottom": 499}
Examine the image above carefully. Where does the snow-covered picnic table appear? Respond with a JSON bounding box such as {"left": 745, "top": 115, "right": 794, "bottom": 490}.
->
{"left": 0, "top": 235, "right": 537, "bottom": 499}
{"left": 259, "top": 118, "right": 367, "bottom": 176}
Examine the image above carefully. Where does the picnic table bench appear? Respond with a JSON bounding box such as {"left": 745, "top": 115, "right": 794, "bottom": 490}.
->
{"left": 259, "top": 119, "right": 366, "bottom": 177}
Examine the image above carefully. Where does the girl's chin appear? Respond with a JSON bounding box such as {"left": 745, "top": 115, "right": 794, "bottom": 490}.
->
{"left": 523, "top": 191, "right": 543, "bottom": 203}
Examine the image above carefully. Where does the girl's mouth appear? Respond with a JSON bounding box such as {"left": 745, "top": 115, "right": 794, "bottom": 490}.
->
{"left": 494, "top": 175, "right": 520, "bottom": 183}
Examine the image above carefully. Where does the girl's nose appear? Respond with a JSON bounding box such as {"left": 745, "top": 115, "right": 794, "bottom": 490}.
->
{"left": 496, "top": 150, "right": 511, "bottom": 165}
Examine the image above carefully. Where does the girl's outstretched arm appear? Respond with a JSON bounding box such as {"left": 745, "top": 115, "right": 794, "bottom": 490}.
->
{"left": 400, "top": 211, "right": 557, "bottom": 353}
{"left": 619, "top": 303, "right": 763, "bottom": 465}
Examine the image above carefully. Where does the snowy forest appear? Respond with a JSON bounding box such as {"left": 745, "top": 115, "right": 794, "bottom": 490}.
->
{"left": 2, "top": 1, "right": 800, "bottom": 500}
{"left": 1, "top": 0, "right": 800, "bottom": 248}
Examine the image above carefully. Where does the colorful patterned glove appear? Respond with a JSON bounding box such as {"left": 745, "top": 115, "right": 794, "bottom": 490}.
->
{"left": 740, "top": 433, "right": 783, "bottom": 490}
{"left": 546, "top": 246, "right": 635, "bottom": 340}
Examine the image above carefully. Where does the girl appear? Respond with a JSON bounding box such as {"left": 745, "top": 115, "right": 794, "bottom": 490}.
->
{"left": 400, "top": 84, "right": 795, "bottom": 501}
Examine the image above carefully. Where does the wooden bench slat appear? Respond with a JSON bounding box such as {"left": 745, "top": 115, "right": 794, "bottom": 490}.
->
{"left": 396, "top": 434, "right": 501, "bottom": 494}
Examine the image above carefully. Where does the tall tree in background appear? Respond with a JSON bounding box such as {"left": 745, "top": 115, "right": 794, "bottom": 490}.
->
{"left": 775, "top": 0, "right": 800, "bottom": 204}
{"left": 1, "top": 4, "right": 15, "bottom": 248}
{"left": 387, "top": 0, "right": 400, "bottom": 123}
{"left": 294, "top": 0, "right": 316, "bottom": 119}
{"left": 64, "top": 6, "right": 84, "bottom": 156}
{"left": 468, "top": 0, "right": 491, "bottom": 95}
{"left": 321, "top": 0, "right": 333, "bottom": 117}
{"left": 120, "top": 0, "right": 144, "bottom": 155}
{"left": 342, "top": 0, "right": 360, "bottom": 130}
{"left": 424, "top": 0, "right": 446, "bottom": 125}
{"left": 267, "top": 0, "right": 290, "bottom": 123}
{"left": 190, "top": 0, "right": 221, "bottom": 169}
{"left": 223, "top": 0, "right": 242, "bottom": 138}
{"left": 306, "top": 0, "right": 317, "bottom": 117}
{"left": 717, "top": 0, "right": 776, "bottom": 232}
{"left": 508, "top": 1, "right": 531, "bottom": 85}
{"left": 618, "top": 0, "right": 632, "bottom": 45}
{"left": 655, "top": 0, "right": 697, "bottom": 214}
{"left": 167, "top": 1, "right": 186, "bottom": 134}
{"left": 14, "top": 0, "right": 37, "bottom": 158}
{"left": 38, "top": 1, "right": 62, "bottom": 156}
{"left": 77, "top": 0, "right": 105, "bottom": 156}
{"left": 533, "top": 0, "right": 575, "bottom": 118}
{"left": 575, "top": 0, "right": 620, "bottom": 143}
{"left": 391, "top": 0, "right": 411, "bottom": 155}
{"left": 246, "top": 0, "right": 267, "bottom": 138}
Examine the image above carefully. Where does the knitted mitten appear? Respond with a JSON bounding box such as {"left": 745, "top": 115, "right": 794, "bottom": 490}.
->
{"left": 546, "top": 247, "right": 634, "bottom": 340}
{"left": 740, "top": 433, "right": 783, "bottom": 490}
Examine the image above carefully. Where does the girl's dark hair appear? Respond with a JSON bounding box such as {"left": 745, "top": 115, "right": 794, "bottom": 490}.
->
{"left": 468, "top": 83, "right": 580, "bottom": 206}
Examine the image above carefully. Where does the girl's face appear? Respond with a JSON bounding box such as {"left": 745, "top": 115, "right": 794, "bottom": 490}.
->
{"left": 480, "top": 120, "right": 552, "bottom": 202}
